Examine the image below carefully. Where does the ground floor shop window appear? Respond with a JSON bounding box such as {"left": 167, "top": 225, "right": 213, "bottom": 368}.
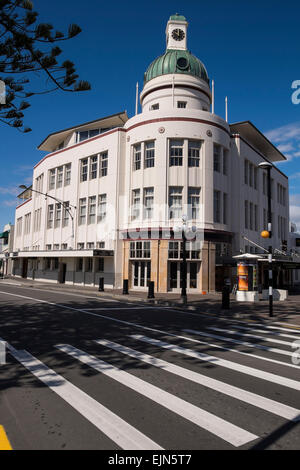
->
{"left": 132, "top": 260, "right": 151, "bottom": 288}
{"left": 168, "top": 261, "right": 199, "bottom": 290}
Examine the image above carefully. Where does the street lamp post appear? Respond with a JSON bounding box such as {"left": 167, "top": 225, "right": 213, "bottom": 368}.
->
{"left": 181, "top": 216, "right": 187, "bottom": 304}
{"left": 19, "top": 185, "right": 77, "bottom": 247}
{"left": 258, "top": 162, "right": 273, "bottom": 317}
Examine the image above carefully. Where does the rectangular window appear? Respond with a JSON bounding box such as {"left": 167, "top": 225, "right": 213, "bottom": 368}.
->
{"left": 223, "top": 150, "right": 228, "bottom": 175}
{"left": 80, "top": 159, "right": 88, "bottom": 182}
{"left": 24, "top": 213, "right": 31, "bottom": 234}
{"left": 88, "top": 196, "right": 96, "bottom": 224}
{"left": 87, "top": 242, "right": 95, "bottom": 249}
{"left": 86, "top": 258, "right": 93, "bottom": 272}
{"left": 49, "top": 169, "right": 56, "bottom": 190}
{"left": 90, "top": 155, "right": 98, "bottom": 180}
{"left": 244, "top": 160, "right": 249, "bottom": 185}
{"left": 98, "top": 152, "right": 108, "bottom": 177}
{"left": 249, "top": 202, "right": 253, "bottom": 230}
{"left": 98, "top": 194, "right": 107, "bottom": 222}
{"left": 144, "top": 141, "right": 155, "bottom": 168}
{"left": 169, "top": 186, "right": 182, "bottom": 219}
{"left": 54, "top": 203, "right": 61, "bottom": 228}
{"left": 254, "top": 205, "right": 258, "bottom": 231}
{"left": 214, "top": 190, "right": 221, "bottom": 223}
{"left": 188, "top": 140, "right": 201, "bottom": 167}
{"left": 79, "top": 198, "right": 87, "bottom": 225}
{"left": 56, "top": 166, "right": 63, "bottom": 188}
{"left": 150, "top": 103, "right": 159, "bottom": 110}
{"left": 53, "top": 244, "right": 59, "bottom": 250}
{"left": 254, "top": 167, "right": 258, "bottom": 190}
{"left": 188, "top": 187, "right": 200, "bottom": 219}
{"left": 143, "top": 187, "right": 154, "bottom": 219}
{"left": 213, "top": 145, "right": 221, "bottom": 172}
{"left": 223, "top": 193, "right": 227, "bottom": 224}
{"left": 245, "top": 201, "right": 248, "bottom": 229}
{"left": 64, "top": 163, "right": 71, "bottom": 186}
{"left": 130, "top": 241, "right": 151, "bottom": 258}
{"left": 62, "top": 202, "right": 69, "bottom": 227}
{"left": 132, "top": 189, "right": 140, "bottom": 220}
{"left": 47, "top": 204, "right": 54, "bottom": 229}
{"left": 16, "top": 217, "right": 22, "bottom": 237}
{"left": 169, "top": 139, "right": 183, "bottom": 166}
{"left": 76, "top": 258, "right": 83, "bottom": 271}
{"left": 133, "top": 144, "right": 141, "bottom": 171}
{"left": 61, "top": 243, "right": 68, "bottom": 250}
{"left": 97, "top": 258, "right": 104, "bottom": 272}
{"left": 177, "top": 101, "right": 187, "bottom": 108}
{"left": 77, "top": 242, "right": 85, "bottom": 250}
{"left": 249, "top": 164, "right": 253, "bottom": 187}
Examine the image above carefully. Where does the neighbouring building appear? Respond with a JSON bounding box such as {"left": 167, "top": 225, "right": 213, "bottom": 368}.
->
{"left": 10, "top": 14, "right": 291, "bottom": 292}
{"left": 0, "top": 223, "right": 14, "bottom": 276}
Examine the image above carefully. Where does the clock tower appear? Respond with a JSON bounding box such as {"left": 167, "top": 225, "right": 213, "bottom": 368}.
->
{"left": 166, "top": 14, "right": 188, "bottom": 51}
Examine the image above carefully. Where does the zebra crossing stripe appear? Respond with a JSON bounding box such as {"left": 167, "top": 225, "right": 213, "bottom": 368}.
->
{"left": 9, "top": 347, "right": 162, "bottom": 450}
{"left": 95, "top": 338, "right": 300, "bottom": 422}
{"left": 56, "top": 344, "right": 258, "bottom": 447}
{"left": 222, "top": 324, "right": 300, "bottom": 340}
{"left": 131, "top": 335, "right": 300, "bottom": 391}
{"left": 207, "top": 327, "right": 295, "bottom": 347}
{"left": 183, "top": 328, "right": 294, "bottom": 358}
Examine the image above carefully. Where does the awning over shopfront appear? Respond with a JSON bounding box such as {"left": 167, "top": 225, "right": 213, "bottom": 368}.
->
{"left": 10, "top": 249, "right": 114, "bottom": 258}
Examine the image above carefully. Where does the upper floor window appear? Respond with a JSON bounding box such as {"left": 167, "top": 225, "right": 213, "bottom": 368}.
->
{"left": 79, "top": 198, "right": 87, "bottom": 225}
{"left": 213, "top": 145, "right": 221, "bottom": 172}
{"left": 88, "top": 196, "right": 97, "bottom": 224}
{"left": 143, "top": 187, "right": 154, "bottom": 219}
{"left": 169, "top": 186, "right": 183, "bottom": 219}
{"left": 64, "top": 163, "right": 71, "bottom": 186}
{"left": 76, "top": 127, "right": 113, "bottom": 143}
{"left": 223, "top": 150, "right": 228, "bottom": 176}
{"left": 49, "top": 169, "right": 56, "bottom": 190}
{"left": 54, "top": 203, "right": 62, "bottom": 228}
{"left": 144, "top": 141, "right": 155, "bottom": 168}
{"left": 213, "top": 190, "right": 221, "bottom": 223}
{"left": 131, "top": 189, "right": 140, "bottom": 220}
{"left": 80, "top": 159, "right": 88, "bottom": 182}
{"left": 133, "top": 144, "right": 141, "bottom": 171}
{"left": 188, "top": 141, "right": 201, "bottom": 167}
{"left": 62, "top": 202, "right": 69, "bottom": 228}
{"left": 177, "top": 101, "right": 187, "bottom": 108}
{"left": 188, "top": 187, "right": 200, "bottom": 219}
{"left": 24, "top": 213, "right": 31, "bottom": 235}
{"left": 98, "top": 194, "right": 107, "bottom": 222}
{"left": 47, "top": 204, "right": 54, "bottom": 229}
{"left": 56, "top": 166, "right": 63, "bottom": 188}
{"left": 35, "top": 174, "right": 44, "bottom": 193}
{"left": 169, "top": 140, "right": 183, "bottom": 166}
{"left": 90, "top": 155, "right": 98, "bottom": 180}
{"left": 150, "top": 103, "right": 159, "bottom": 110}
{"left": 100, "top": 152, "right": 108, "bottom": 177}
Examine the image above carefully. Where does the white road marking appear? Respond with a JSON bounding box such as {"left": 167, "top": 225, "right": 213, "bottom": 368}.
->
{"left": 131, "top": 335, "right": 300, "bottom": 391}
{"left": 95, "top": 338, "right": 300, "bottom": 422}
{"left": 183, "top": 328, "right": 293, "bottom": 358}
{"left": 207, "top": 326, "right": 294, "bottom": 347}
{"left": 56, "top": 344, "right": 258, "bottom": 447}
{"left": 0, "top": 290, "right": 298, "bottom": 371}
{"left": 7, "top": 345, "right": 162, "bottom": 450}
{"left": 222, "top": 324, "right": 300, "bottom": 340}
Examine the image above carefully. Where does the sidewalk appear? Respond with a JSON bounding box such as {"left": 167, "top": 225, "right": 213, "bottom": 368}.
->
{"left": 1, "top": 276, "right": 300, "bottom": 325}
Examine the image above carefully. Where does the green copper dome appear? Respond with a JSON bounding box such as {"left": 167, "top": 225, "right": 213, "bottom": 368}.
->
{"left": 144, "top": 49, "right": 209, "bottom": 85}
{"left": 169, "top": 14, "right": 186, "bottom": 21}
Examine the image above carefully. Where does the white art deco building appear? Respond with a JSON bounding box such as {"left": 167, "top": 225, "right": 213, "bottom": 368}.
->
{"left": 11, "top": 14, "right": 290, "bottom": 292}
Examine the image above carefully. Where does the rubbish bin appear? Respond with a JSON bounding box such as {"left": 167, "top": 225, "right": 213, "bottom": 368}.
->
{"left": 98, "top": 277, "right": 104, "bottom": 292}
{"left": 123, "top": 279, "right": 129, "bottom": 295}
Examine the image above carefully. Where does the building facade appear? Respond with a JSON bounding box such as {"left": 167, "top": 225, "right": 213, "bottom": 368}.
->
{"left": 11, "top": 14, "right": 290, "bottom": 292}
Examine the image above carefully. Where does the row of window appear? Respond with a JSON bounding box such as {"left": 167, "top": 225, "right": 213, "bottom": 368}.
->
{"left": 131, "top": 186, "right": 201, "bottom": 220}
{"left": 49, "top": 163, "right": 71, "bottom": 190}
{"left": 214, "top": 145, "right": 228, "bottom": 175}
{"left": 244, "top": 160, "right": 258, "bottom": 189}
{"left": 76, "top": 128, "right": 115, "bottom": 143}
{"left": 129, "top": 241, "right": 201, "bottom": 260}
{"left": 149, "top": 102, "right": 209, "bottom": 112}
{"left": 80, "top": 152, "right": 108, "bottom": 181}
{"left": 78, "top": 194, "right": 107, "bottom": 225}
{"left": 45, "top": 241, "right": 105, "bottom": 251}
{"left": 47, "top": 202, "right": 70, "bottom": 229}
{"left": 245, "top": 201, "right": 259, "bottom": 231}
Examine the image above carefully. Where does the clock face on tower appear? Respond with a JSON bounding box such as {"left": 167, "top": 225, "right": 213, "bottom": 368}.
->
{"left": 171, "top": 28, "right": 185, "bottom": 41}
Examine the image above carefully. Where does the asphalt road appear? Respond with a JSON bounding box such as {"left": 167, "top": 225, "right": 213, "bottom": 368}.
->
{"left": 0, "top": 282, "right": 300, "bottom": 450}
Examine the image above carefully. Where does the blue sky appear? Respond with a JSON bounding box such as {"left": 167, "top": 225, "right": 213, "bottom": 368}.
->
{"left": 1, "top": 0, "right": 300, "bottom": 229}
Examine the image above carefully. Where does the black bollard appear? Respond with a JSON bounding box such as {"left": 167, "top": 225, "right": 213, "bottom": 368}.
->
{"left": 148, "top": 281, "right": 155, "bottom": 299}
{"left": 98, "top": 277, "right": 104, "bottom": 292}
{"left": 123, "top": 279, "right": 129, "bottom": 295}
{"left": 222, "top": 285, "right": 230, "bottom": 309}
